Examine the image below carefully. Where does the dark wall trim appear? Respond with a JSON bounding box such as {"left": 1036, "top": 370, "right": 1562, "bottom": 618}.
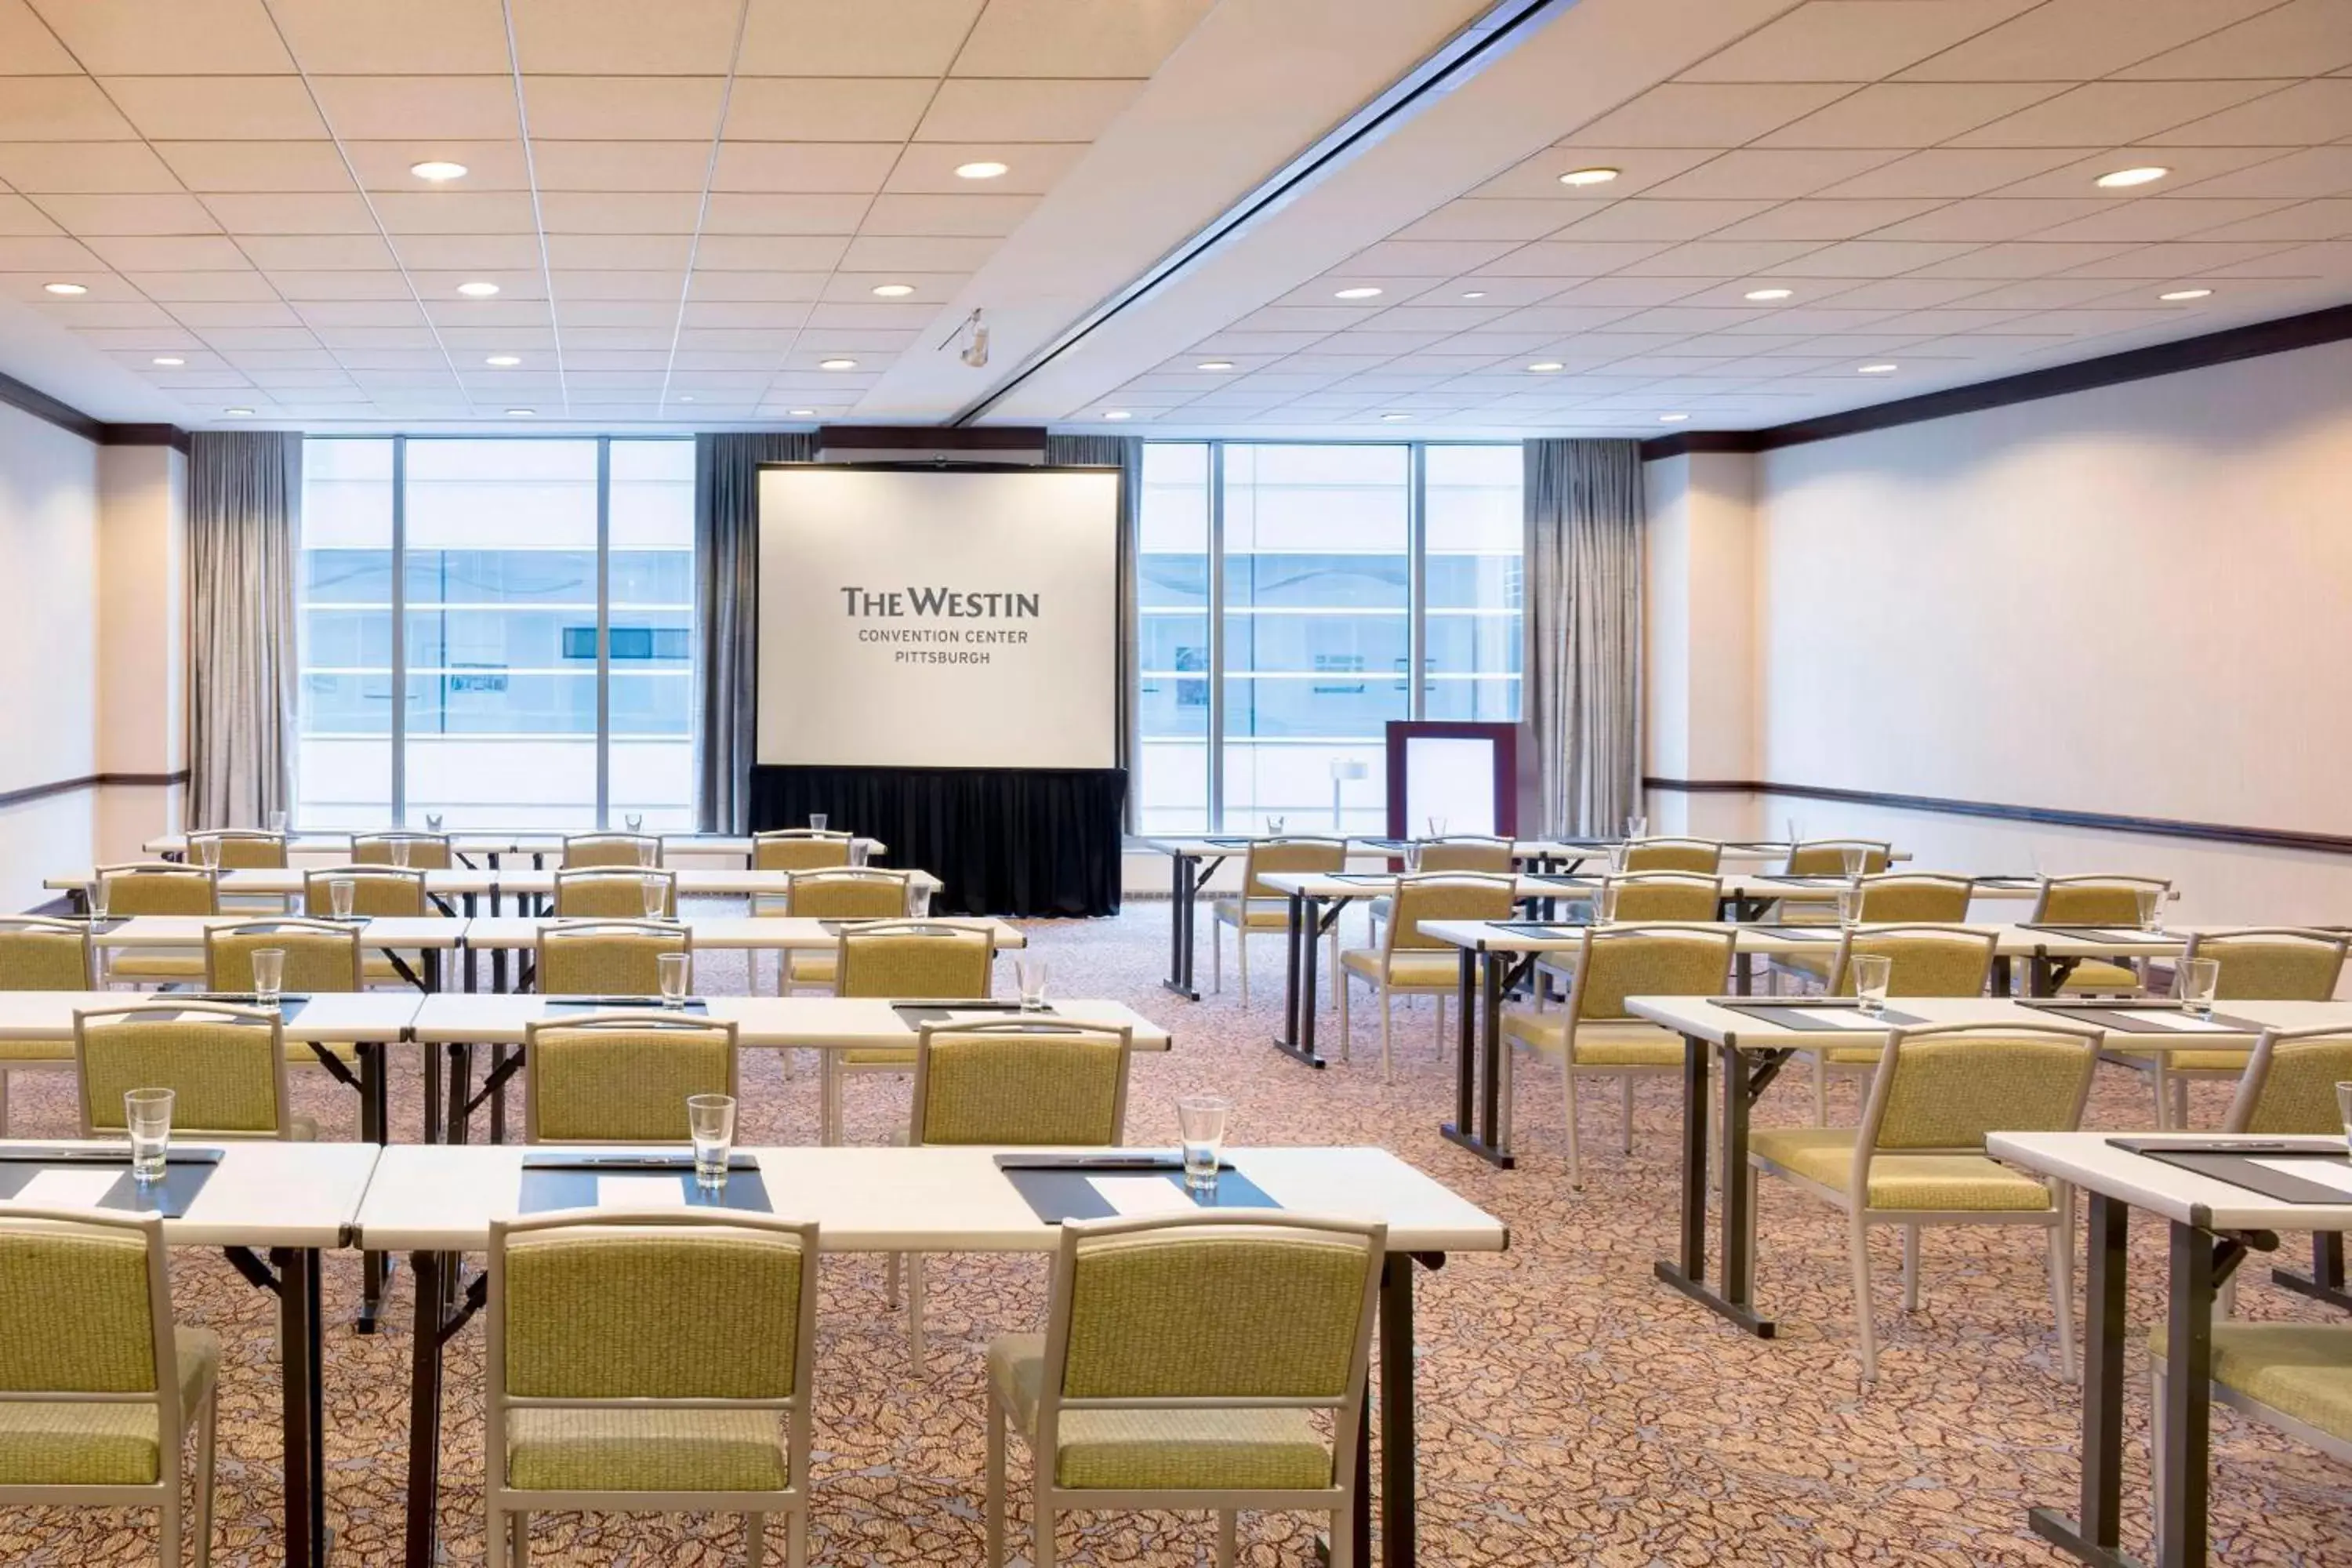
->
{"left": 0, "top": 367, "right": 101, "bottom": 442}
{"left": 1639, "top": 302, "right": 2352, "bottom": 461}
{"left": 1642, "top": 775, "right": 2352, "bottom": 858}
{"left": 814, "top": 424, "right": 1047, "bottom": 452}
{"left": 0, "top": 770, "right": 189, "bottom": 812}
{"left": 102, "top": 423, "right": 192, "bottom": 452}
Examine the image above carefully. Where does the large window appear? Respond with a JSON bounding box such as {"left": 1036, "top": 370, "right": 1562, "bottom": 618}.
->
{"left": 1134, "top": 442, "right": 1522, "bottom": 836}
{"left": 295, "top": 437, "right": 697, "bottom": 830}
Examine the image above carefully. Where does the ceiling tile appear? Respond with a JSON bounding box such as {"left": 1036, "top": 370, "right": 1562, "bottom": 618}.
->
{"left": 548, "top": 267, "right": 685, "bottom": 299}
{"left": 410, "top": 268, "right": 546, "bottom": 299}
{"left": 371, "top": 190, "right": 540, "bottom": 234}
{"left": 1902, "top": 240, "right": 2143, "bottom": 278}
{"left": 839, "top": 234, "right": 998, "bottom": 270}
{"left": 883, "top": 140, "right": 1083, "bottom": 194}
{"left": 915, "top": 78, "right": 1142, "bottom": 142}
{"left": 293, "top": 299, "right": 429, "bottom": 326}
{"left": 528, "top": 141, "right": 714, "bottom": 191}
{"left": 535, "top": 191, "right": 704, "bottom": 234}
{"left": 858, "top": 192, "right": 1037, "bottom": 236}
{"left": 101, "top": 76, "right": 329, "bottom": 140}
{"left": 2026, "top": 197, "right": 2303, "bottom": 244}
{"left": 2059, "top": 238, "right": 2306, "bottom": 277}
{"left": 31, "top": 192, "right": 220, "bottom": 236}
{"left": 510, "top": 0, "right": 744, "bottom": 72}
{"left": 686, "top": 270, "right": 829, "bottom": 300}
{"left": 524, "top": 77, "right": 726, "bottom": 140}
{"left": 954, "top": 0, "right": 1212, "bottom": 76}
{"left": 710, "top": 142, "right": 899, "bottom": 194}
{"left": 308, "top": 76, "right": 521, "bottom": 142}
{"left": 681, "top": 299, "right": 815, "bottom": 327}
{"left": 699, "top": 192, "right": 871, "bottom": 234}
{"left": 1339, "top": 238, "right": 1524, "bottom": 277}
{"left": 1951, "top": 81, "right": 2287, "bottom": 147}
{"left": 268, "top": 0, "right": 515, "bottom": 73}
{"left": 238, "top": 233, "right": 397, "bottom": 268}
{"left": 1472, "top": 147, "right": 1719, "bottom": 200}
{"left": 203, "top": 191, "right": 379, "bottom": 234}
{"left": 1762, "top": 82, "right": 2062, "bottom": 148}
{"left": 264, "top": 269, "right": 416, "bottom": 299}
{"left": 1707, "top": 198, "right": 1950, "bottom": 241}
{"left": 0, "top": 0, "right": 78, "bottom": 73}
{"left": 389, "top": 232, "right": 543, "bottom": 269}
{"left": 1867, "top": 197, "right": 2107, "bottom": 242}
{"left": 1475, "top": 239, "right": 1675, "bottom": 277}
{"left": 1813, "top": 147, "right": 2098, "bottom": 199}
{"left": 556, "top": 299, "right": 681, "bottom": 325}
{"left": 1758, "top": 238, "right": 1984, "bottom": 276}
{"left": 82, "top": 234, "right": 249, "bottom": 269}
{"left": 737, "top": 0, "right": 980, "bottom": 75}
{"left": 28, "top": 0, "right": 294, "bottom": 73}
{"left": 1615, "top": 238, "right": 1838, "bottom": 276}
{"left": 0, "top": 78, "right": 141, "bottom": 140}
{"left": 153, "top": 141, "right": 358, "bottom": 194}
{"left": 1646, "top": 148, "right": 1907, "bottom": 200}
{"left": 343, "top": 139, "right": 532, "bottom": 191}
{"left": 725, "top": 78, "right": 935, "bottom": 142}
{"left": 0, "top": 193, "right": 55, "bottom": 236}
{"left": 38, "top": 299, "right": 181, "bottom": 328}
{"left": 196, "top": 325, "right": 325, "bottom": 351}
{"left": 1678, "top": 1, "right": 2044, "bottom": 82}
{"left": 1896, "top": 0, "right": 2285, "bottom": 81}
{"left": 125, "top": 268, "right": 278, "bottom": 300}
{"left": 2169, "top": 146, "right": 2352, "bottom": 199}
{"left": 0, "top": 141, "right": 180, "bottom": 192}
{"left": 1985, "top": 146, "right": 2293, "bottom": 198}
{"left": 1562, "top": 83, "right": 1854, "bottom": 148}
{"left": 543, "top": 234, "right": 695, "bottom": 270}
{"left": 2187, "top": 198, "right": 2352, "bottom": 242}
{"left": 419, "top": 297, "right": 550, "bottom": 325}
{"left": 2115, "top": 0, "right": 2352, "bottom": 80}
{"left": 2140, "top": 78, "right": 2352, "bottom": 145}
{"left": 1391, "top": 199, "right": 1607, "bottom": 244}
{"left": 1551, "top": 199, "right": 1777, "bottom": 242}
{"left": 169, "top": 300, "right": 305, "bottom": 328}
{"left": 695, "top": 233, "right": 851, "bottom": 270}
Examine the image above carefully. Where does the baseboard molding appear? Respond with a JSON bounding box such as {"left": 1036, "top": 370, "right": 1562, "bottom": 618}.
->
{"left": 0, "top": 770, "right": 189, "bottom": 811}
{"left": 1642, "top": 776, "right": 2352, "bottom": 858}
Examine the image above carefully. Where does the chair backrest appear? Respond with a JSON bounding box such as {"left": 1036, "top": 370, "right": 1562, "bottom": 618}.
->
{"left": 1382, "top": 873, "right": 1519, "bottom": 954}
{"left": 783, "top": 868, "right": 910, "bottom": 920}
{"left": 1857, "top": 873, "right": 1975, "bottom": 923}
{"left": 488, "top": 1211, "right": 816, "bottom": 1497}
{"left": 187, "top": 829, "right": 287, "bottom": 869}
{"left": 910, "top": 1021, "right": 1134, "bottom": 1145}
{"left": 1566, "top": 926, "right": 1737, "bottom": 1025}
{"left": 836, "top": 920, "right": 994, "bottom": 999}
{"left": 353, "top": 832, "right": 454, "bottom": 870}
{"left": 1864, "top": 1022, "right": 2100, "bottom": 1155}
{"left": 2032, "top": 875, "right": 2169, "bottom": 925}
{"left": 2224, "top": 1027, "right": 2352, "bottom": 1135}
{"left": 1603, "top": 872, "right": 1721, "bottom": 922}
{"left": 1239, "top": 837, "right": 1347, "bottom": 900}
{"left": 523, "top": 1012, "right": 736, "bottom": 1142}
{"left": 1828, "top": 925, "right": 1995, "bottom": 998}
{"left": 2181, "top": 929, "right": 2349, "bottom": 1002}
{"left": 205, "top": 919, "right": 363, "bottom": 993}
{"left": 1784, "top": 839, "right": 1892, "bottom": 876}
{"left": 0, "top": 916, "right": 94, "bottom": 990}
{"left": 1035, "top": 1213, "right": 1385, "bottom": 1494}
{"left": 537, "top": 920, "right": 689, "bottom": 996}
{"left": 0, "top": 1207, "right": 184, "bottom": 1479}
{"left": 99, "top": 863, "right": 220, "bottom": 916}
{"left": 303, "top": 866, "right": 429, "bottom": 919}
{"left": 553, "top": 866, "right": 677, "bottom": 919}
{"left": 1416, "top": 837, "right": 1515, "bottom": 873}
{"left": 562, "top": 832, "right": 662, "bottom": 869}
{"left": 1623, "top": 837, "right": 1722, "bottom": 873}
{"left": 753, "top": 830, "right": 854, "bottom": 872}
{"left": 74, "top": 1002, "right": 292, "bottom": 1138}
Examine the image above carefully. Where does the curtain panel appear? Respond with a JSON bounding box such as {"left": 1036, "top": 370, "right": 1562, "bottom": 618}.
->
{"left": 1526, "top": 438, "right": 1645, "bottom": 837}
{"left": 693, "top": 431, "right": 817, "bottom": 833}
{"left": 1041, "top": 433, "right": 1142, "bottom": 829}
{"left": 187, "top": 430, "right": 301, "bottom": 831}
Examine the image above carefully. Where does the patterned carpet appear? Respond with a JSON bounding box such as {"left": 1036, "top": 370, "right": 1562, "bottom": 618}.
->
{"left": 2, "top": 903, "right": 2348, "bottom": 1566}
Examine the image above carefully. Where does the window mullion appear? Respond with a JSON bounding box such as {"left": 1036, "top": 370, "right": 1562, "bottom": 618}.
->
{"left": 390, "top": 434, "right": 408, "bottom": 825}
{"left": 595, "top": 436, "right": 612, "bottom": 829}
{"left": 1205, "top": 440, "right": 1226, "bottom": 833}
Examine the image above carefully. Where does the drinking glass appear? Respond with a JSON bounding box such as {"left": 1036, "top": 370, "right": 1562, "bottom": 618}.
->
{"left": 390, "top": 837, "right": 411, "bottom": 868}
{"left": 808, "top": 813, "right": 829, "bottom": 833}
{"left": 1838, "top": 884, "right": 1864, "bottom": 930}
{"left": 625, "top": 812, "right": 644, "bottom": 833}
{"left": 1428, "top": 815, "right": 1448, "bottom": 839}
{"left": 1841, "top": 846, "right": 1867, "bottom": 880}
{"left": 194, "top": 835, "right": 220, "bottom": 870}
{"left": 641, "top": 878, "right": 668, "bottom": 920}
{"left": 270, "top": 811, "right": 289, "bottom": 835}
{"left": 657, "top": 951, "right": 690, "bottom": 1007}
{"left": 1624, "top": 815, "right": 1648, "bottom": 842}
{"left": 1851, "top": 954, "right": 1893, "bottom": 1018}
{"left": 2338, "top": 1082, "right": 2351, "bottom": 1156}
{"left": 252, "top": 947, "right": 285, "bottom": 1008}
{"left": 1265, "top": 815, "right": 1285, "bottom": 837}
{"left": 906, "top": 880, "right": 934, "bottom": 919}
{"left": 1403, "top": 842, "right": 1423, "bottom": 874}
{"left": 2136, "top": 886, "right": 2165, "bottom": 935}
{"left": 1016, "top": 956, "right": 1050, "bottom": 1011}
{"left": 125, "top": 1087, "right": 173, "bottom": 1184}
{"left": 687, "top": 1094, "right": 735, "bottom": 1189}
{"left": 849, "top": 840, "right": 870, "bottom": 867}
{"left": 425, "top": 813, "right": 444, "bottom": 833}
{"left": 1595, "top": 882, "right": 1621, "bottom": 926}
{"left": 87, "top": 878, "right": 110, "bottom": 921}
{"left": 635, "top": 838, "right": 657, "bottom": 867}
{"left": 329, "top": 877, "right": 355, "bottom": 920}
{"left": 1176, "top": 1094, "right": 1233, "bottom": 1191}
{"left": 1606, "top": 843, "right": 1627, "bottom": 875}
{"left": 2178, "top": 956, "right": 2220, "bottom": 1018}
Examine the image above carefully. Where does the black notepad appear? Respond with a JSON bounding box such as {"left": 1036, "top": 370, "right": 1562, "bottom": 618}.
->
{"left": 1000, "top": 1165, "right": 1279, "bottom": 1225}
{"left": 0, "top": 1148, "right": 222, "bottom": 1218}
{"left": 2107, "top": 1138, "right": 2352, "bottom": 1205}
{"left": 1718, "top": 1001, "right": 1926, "bottom": 1032}
{"left": 518, "top": 1152, "right": 770, "bottom": 1214}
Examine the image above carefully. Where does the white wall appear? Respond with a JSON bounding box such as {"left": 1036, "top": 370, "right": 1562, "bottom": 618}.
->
{"left": 0, "top": 401, "right": 100, "bottom": 909}
{"left": 94, "top": 443, "right": 186, "bottom": 863}
{"left": 1644, "top": 449, "right": 1759, "bottom": 841}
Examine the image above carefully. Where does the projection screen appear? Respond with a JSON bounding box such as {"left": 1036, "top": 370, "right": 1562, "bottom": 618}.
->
{"left": 754, "top": 465, "right": 1120, "bottom": 770}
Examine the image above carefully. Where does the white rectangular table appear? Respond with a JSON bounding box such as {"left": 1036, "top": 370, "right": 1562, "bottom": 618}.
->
{"left": 1989, "top": 1131, "right": 2352, "bottom": 1568}
{"left": 51, "top": 866, "right": 942, "bottom": 921}
{"left": 461, "top": 913, "right": 1025, "bottom": 992}
{"left": 355, "top": 1142, "right": 1508, "bottom": 1568}
{"left": 141, "top": 832, "right": 887, "bottom": 867}
{"left": 0, "top": 1138, "right": 379, "bottom": 1568}
{"left": 89, "top": 913, "right": 464, "bottom": 993}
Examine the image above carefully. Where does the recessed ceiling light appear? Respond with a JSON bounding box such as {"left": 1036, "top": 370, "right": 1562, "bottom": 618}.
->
{"left": 1380, "top": 412, "right": 1411, "bottom": 423}
{"left": 505, "top": 408, "right": 535, "bottom": 417}
{"left": 789, "top": 408, "right": 817, "bottom": 417}
{"left": 457, "top": 281, "right": 500, "bottom": 297}
{"left": 954, "top": 161, "right": 1008, "bottom": 180}
{"left": 151, "top": 356, "right": 185, "bottom": 366}
{"left": 818, "top": 358, "right": 858, "bottom": 370}
{"left": 1559, "top": 167, "right": 1620, "bottom": 187}
{"left": 223, "top": 407, "right": 254, "bottom": 416}
{"left": 870, "top": 283, "right": 916, "bottom": 297}
{"left": 485, "top": 354, "right": 521, "bottom": 367}
{"left": 2159, "top": 287, "right": 2212, "bottom": 301}
{"left": 1658, "top": 412, "right": 1690, "bottom": 423}
{"left": 1857, "top": 363, "right": 1898, "bottom": 375}
{"left": 1526, "top": 361, "right": 1564, "bottom": 372}
{"left": 1744, "top": 287, "right": 1793, "bottom": 302}
{"left": 1334, "top": 286, "right": 1383, "bottom": 300}
{"left": 410, "top": 160, "right": 468, "bottom": 182}
{"left": 2096, "top": 165, "right": 2169, "bottom": 189}
{"left": 1103, "top": 410, "right": 1132, "bottom": 420}
{"left": 1196, "top": 361, "right": 1235, "bottom": 371}
{"left": 42, "top": 281, "right": 86, "bottom": 295}
{"left": 1461, "top": 290, "right": 1487, "bottom": 299}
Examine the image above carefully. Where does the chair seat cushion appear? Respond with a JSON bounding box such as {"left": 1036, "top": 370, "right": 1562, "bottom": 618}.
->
{"left": 0, "top": 1327, "right": 216, "bottom": 1486}
{"left": 2148, "top": 1323, "right": 2352, "bottom": 1443}
{"left": 1750, "top": 1128, "right": 2052, "bottom": 1212}
{"left": 2056, "top": 958, "right": 2140, "bottom": 993}
{"left": 843, "top": 1047, "right": 916, "bottom": 1067}
{"left": 1210, "top": 898, "right": 1290, "bottom": 931}
{"left": 1501, "top": 1012, "right": 1687, "bottom": 1066}
{"left": 1339, "top": 949, "right": 1461, "bottom": 989}
{"left": 787, "top": 951, "right": 837, "bottom": 986}
{"left": 506, "top": 1406, "right": 787, "bottom": 1493}
{"left": 2165, "top": 1047, "right": 2254, "bottom": 1075}
{"left": 989, "top": 1334, "right": 1331, "bottom": 1491}
{"left": 105, "top": 950, "right": 205, "bottom": 980}
{"left": 285, "top": 1040, "right": 360, "bottom": 1066}
{"left": 1773, "top": 951, "right": 1836, "bottom": 981}
{"left": 0, "top": 1035, "right": 74, "bottom": 1063}
{"left": 1824, "top": 1045, "right": 1884, "bottom": 1066}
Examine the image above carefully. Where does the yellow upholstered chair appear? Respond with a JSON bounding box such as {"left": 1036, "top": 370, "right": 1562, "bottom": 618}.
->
{"left": 1338, "top": 873, "right": 1518, "bottom": 1082}
{"left": 1784, "top": 840, "right": 1892, "bottom": 876}
{"left": 1623, "top": 837, "right": 1722, "bottom": 873}
{"left": 0, "top": 916, "right": 94, "bottom": 1134}
{"left": 1603, "top": 871, "right": 1721, "bottom": 920}
{"left": 1795, "top": 925, "right": 1998, "bottom": 1123}
{"left": 777, "top": 869, "right": 914, "bottom": 995}
{"left": 203, "top": 918, "right": 363, "bottom": 995}
{"left": 2223, "top": 1026, "right": 2352, "bottom": 1135}
{"left": 1209, "top": 837, "right": 1346, "bottom": 1004}
{"left": 1780, "top": 871, "right": 1975, "bottom": 931}
{"left": 553, "top": 867, "right": 677, "bottom": 920}
{"left": 523, "top": 1013, "right": 737, "bottom": 1144}
{"left": 1364, "top": 837, "right": 1515, "bottom": 942}
{"left": 96, "top": 863, "right": 220, "bottom": 986}
{"left": 1503, "top": 927, "right": 1736, "bottom": 1188}
{"left": 2031, "top": 875, "right": 2170, "bottom": 995}
{"left": 985, "top": 1212, "right": 1385, "bottom": 1568}
{"left": 0, "top": 1207, "right": 220, "bottom": 1567}
{"left": 485, "top": 1211, "right": 818, "bottom": 1568}
{"left": 2113, "top": 930, "right": 2350, "bottom": 1129}
{"left": 302, "top": 866, "right": 438, "bottom": 987}
{"left": 353, "top": 832, "right": 454, "bottom": 870}
{"left": 1748, "top": 1022, "right": 2099, "bottom": 1381}
{"left": 561, "top": 832, "right": 662, "bottom": 869}
{"left": 819, "top": 921, "right": 994, "bottom": 1145}
{"left": 186, "top": 829, "right": 286, "bottom": 869}
{"left": 74, "top": 1002, "right": 303, "bottom": 1141}
{"left": 536, "top": 921, "right": 690, "bottom": 998}
{"left": 2149, "top": 1327, "right": 2352, "bottom": 1530}
{"left": 898, "top": 1020, "right": 1135, "bottom": 1370}
{"left": 753, "top": 830, "right": 854, "bottom": 872}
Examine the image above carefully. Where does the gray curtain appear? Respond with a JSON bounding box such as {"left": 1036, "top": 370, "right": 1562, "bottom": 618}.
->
{"left": 187, "top": 430, "right": 300, "bottom": 831}
{"left": 694, "top": 431, "right": 816, "bottom": 832}
{"left": 1526, "top": 438, "right": 1645, "bottom": 837}
{"left": 1044, "top": 434, "right": 1143, "bottom": 828}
